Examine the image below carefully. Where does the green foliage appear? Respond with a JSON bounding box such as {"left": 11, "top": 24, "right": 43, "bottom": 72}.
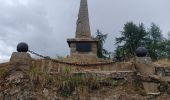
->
{"left": 114, "top": 22, "right": 169, "bottom": 61}
{"left": 114, "top": 46, "right": 126, "bottom": 61}
{"left": 146, "top": 23, "right": 165, "bottom": 60}
{"left": 95, "top": 30, "right": 109, "bottom": 58}
{"left": 166, "top": 33, "right": 170, "bottom": 59}
{"left": 115, "top": 22, "right": 148, "bottom": 60}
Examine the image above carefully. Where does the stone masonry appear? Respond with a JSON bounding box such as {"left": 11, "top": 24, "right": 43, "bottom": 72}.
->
{"left": 67, "top": 0, "right": 98, "bottom": 58}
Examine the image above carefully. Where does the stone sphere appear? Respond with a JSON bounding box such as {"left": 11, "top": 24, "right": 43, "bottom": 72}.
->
{"left": 135, "top": 47, "right": 148, "bottom": 57}
{"left": 17, "top": 42, "right": 29, "bottom": 52}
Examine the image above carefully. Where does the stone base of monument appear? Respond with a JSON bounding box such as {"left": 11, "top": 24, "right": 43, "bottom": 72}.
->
{"left": 10, "top": 52, "right": 32, "bottom": 71}
{"left": 67, "top": 38, "right": 98, "bottom": 59}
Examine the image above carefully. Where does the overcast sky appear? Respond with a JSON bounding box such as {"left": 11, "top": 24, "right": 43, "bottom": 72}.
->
{"left": 0, "top": 0, "right": 170, "bottom": 62}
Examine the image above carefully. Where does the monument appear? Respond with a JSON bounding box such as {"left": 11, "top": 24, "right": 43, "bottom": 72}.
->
{"left": 67, "top": 0, "right": 98, "bottom": 58}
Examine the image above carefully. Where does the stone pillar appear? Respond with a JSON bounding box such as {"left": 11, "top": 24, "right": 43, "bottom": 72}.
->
{"left": 10, "top": 52, "right": 32, "bottom": 71}
{"left": 135, "top": 57, "right": 160, "bottom": 95}
{"left": 135, "top": 57, "right": 155, "bottom": 76}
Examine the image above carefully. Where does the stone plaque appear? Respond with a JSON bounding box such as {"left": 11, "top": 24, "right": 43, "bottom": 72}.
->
{"left": 76, "top": 43, "right": 92, "bottom": 52}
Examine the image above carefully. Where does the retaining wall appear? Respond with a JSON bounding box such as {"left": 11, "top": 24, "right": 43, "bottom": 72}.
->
{"left": 31, "top": 59, "right": 135, "bottom": 74}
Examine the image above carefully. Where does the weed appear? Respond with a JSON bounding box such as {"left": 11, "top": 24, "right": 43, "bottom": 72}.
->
{"left": 0, "top": 68, "right": 7, "bottom": 78}
{"left": 133, "top": 77, "right": 146, "bottom": 96}
{"left": 27, "top": 66, "right": 119, "bottom": 97}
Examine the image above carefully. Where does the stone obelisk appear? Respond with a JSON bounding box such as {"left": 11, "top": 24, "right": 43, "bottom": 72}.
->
{"left": 67, "top": 0, "right": 98, "bottom": 58}
{"left": 76, "top": 0, "right": 91, "bottom": 38}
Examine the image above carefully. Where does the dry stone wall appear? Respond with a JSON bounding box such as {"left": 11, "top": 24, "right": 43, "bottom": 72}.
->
{"left": 31, "top": 59, "right": 134, "bottom": 74}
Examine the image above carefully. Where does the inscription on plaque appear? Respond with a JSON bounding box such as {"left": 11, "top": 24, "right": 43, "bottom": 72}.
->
{"left": 76, "top": 43, "right": 92, "bottom": 52}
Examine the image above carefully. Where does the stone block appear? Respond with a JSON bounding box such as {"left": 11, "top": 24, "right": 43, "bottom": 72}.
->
{"left": 10, "top": 52, "right": 32, "bottom": 71}
{"left": 142, "top": 82, "right": 160, "bottom": 95}
{"left": 135, "top": 57, "right": 152, "bottom": 64}
{"left": 157, "top": 68, "right": 166, "bottom": 77}
{"left": 135, "top": 57, "right": 155, "bottom": 76}
{"left": 155, "top": 66, "right": 170, "bottom": 77}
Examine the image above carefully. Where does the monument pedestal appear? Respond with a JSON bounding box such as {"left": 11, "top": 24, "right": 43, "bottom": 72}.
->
{"left": 10, "top": 52, "right": 32, "bottom": 71}
{"left": 67, "top": 38, "right": 98, "bottom": 59}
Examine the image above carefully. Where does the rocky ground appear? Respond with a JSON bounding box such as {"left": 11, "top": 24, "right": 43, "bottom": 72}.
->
{"left": 0, "top": 61, "right": 170, "bottom": 100}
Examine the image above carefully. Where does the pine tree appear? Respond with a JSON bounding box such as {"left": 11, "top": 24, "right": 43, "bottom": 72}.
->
{"left": 146, "top": 23, "right": 165, "bottom": 60}
{"left": 95, "top": 30, "right": 108, "bottom": 58}
{"left": 115, "top": 22, "right": 148, "bottom": 59}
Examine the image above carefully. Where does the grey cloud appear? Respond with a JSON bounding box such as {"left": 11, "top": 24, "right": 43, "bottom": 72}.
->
{"left": 0, "top": 0, "right": 170, "bottom": 61}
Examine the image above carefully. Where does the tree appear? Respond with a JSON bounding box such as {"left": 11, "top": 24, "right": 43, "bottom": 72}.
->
{"left": 114, "top": 22, "right": 169, "bottom": 61}
{"left": 95, "top": 30, "right": 109, "bottom": 58}
{"left": 166, "top": 33, "right": 170, "bottom": 59}
{"left": 146, "top": 23, "right": 165, "bottom": 60}
{"left": 115, "top": 22, "right": 148, "bottom": 59}
{"left": 114, "top": 46, "right": 126, "bottom": 61}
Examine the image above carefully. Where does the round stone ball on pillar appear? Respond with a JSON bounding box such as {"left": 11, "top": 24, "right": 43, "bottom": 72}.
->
{"left": 135, "top": 47, "right": 148, "bottom": 57}
{"left": 17, "top": 42, "right": 29, "bottom": 52}
{"left": 135, "top": 47, "right": 154, "bottom": 77}
{"left": 10, "top": 42, "right": 31, "bottom": 71}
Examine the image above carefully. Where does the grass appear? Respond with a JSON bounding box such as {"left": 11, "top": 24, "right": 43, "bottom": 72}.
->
{"left": 0, "top": 63, "right": 9, "bottom": 78}
{"left": 28, "top": 65, "right": 56, "bottom": 88}
{"left": 27, "top": 66, "right": 118, "bottom": 97}
{"left": 0, "top": 68, "right": 7, "bottom": 78}
{"left": 155, "top": 59, "right": 170, "bottom": 66}
{"left": 132, "top": 75, "right": 146, "bottom": 96}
